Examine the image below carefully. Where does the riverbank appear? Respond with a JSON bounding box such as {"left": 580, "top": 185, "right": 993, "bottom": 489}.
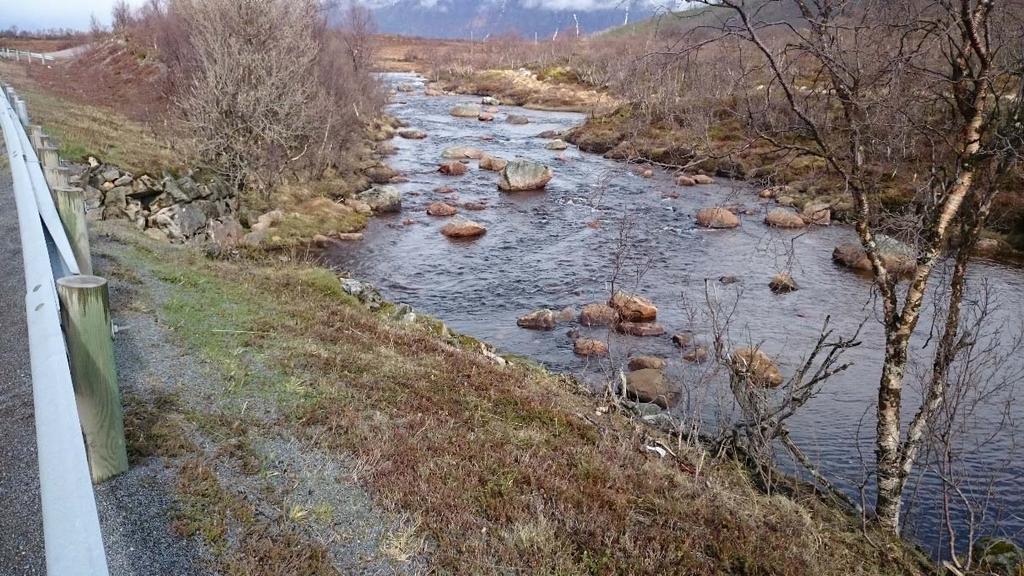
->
{"left": 92, "top": 219, "right": 929, "bottom": 574}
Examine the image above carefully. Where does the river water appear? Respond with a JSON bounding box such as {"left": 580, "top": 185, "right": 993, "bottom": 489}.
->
{"left": 326, "top": 72, "right": 1024, "bottom": 556}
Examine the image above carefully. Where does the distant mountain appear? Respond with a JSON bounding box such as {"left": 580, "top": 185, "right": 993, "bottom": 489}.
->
{"left": 363, "top": 0, "right": 669, "bottom": 39}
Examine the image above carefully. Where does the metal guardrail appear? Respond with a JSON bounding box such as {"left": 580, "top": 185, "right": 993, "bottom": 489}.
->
{"left": 1, "top": 85, "right": 110, "bottom": 574}
{"left": 0, "top": 48, "right": 56, "bottom": 64}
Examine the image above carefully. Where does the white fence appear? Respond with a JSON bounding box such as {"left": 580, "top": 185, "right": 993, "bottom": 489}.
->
{"left": 1, "top": 84, "right": 110, "bottom": 574}
{"left": 0, "top": 48, "right": 56, "bottom": 64}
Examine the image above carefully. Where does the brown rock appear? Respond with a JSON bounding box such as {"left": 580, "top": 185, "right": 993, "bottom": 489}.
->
{"left": 692, "top": 174, "right": 714, "bottom": 184}
{"left": 478, "top": 112, "right": 494, "bottom": 121}
{"left": 479, "top": 154, "right": 508, "bottom": 172}
{"left": 553, "top": 307, "right": 576, "bottom": 322}
{"left": 769, "top": 273, "right": 799, "bottom": 293}
{"left": 616, "top": 322, "right": 666, "bottom": 337}
{"left": 628, "top": 356, "right": 667, "bottom": 371}
{"left": 832, "top": 237, "right": 915, "bottom": 276}
{"left": 507, "top": 114, "right": 530, "bottom": 125}
{"left": 609, "top": 291, "right": 657, "bottom": 322}
{"left": 451, "top": 104, "right": 482, "bottom": 117}
{"left": 765, "top": 208, "right": 807, "bottom": 229}
{"left": 517, "top": 309, "right": 556, "bottom": 330}
{"left": 434, "top": 186, "right": 456, "bottom": 194}
{"left": 579, "top": 303, "right": 618, "bottom": 326}
{"left": 426, "top": 202, "right": 458, "bottom": 217}
{"left": 682, "top": 346, "right": 708, "bottom": 363}
{"left": 439, "top": 161, "right": 469, "bottom": 176}
{"left": 801, "top": 202, "right": 831, "bottom": 225}
{"left": 731, "top": 347, "right": 783, "bottom": 388}
{"left": 625, "top": 369, "right": 679, "bottom": 408}
{"left": 398, "top": 129, "right": 427, "bottom": 140}
{"left": 574, "top": 338, "right": 609, "bottom": 357}
{"left": 441, "top": 218, "right": 487, "bottom": 239}
{"left": 463, "top": 202, "right": 487, "bottom": 211}
{"left": 671, "top": 332, "right": 694, "bottom": 348}
{"left": 442, "top": 146, "right": 484, "bottom": 160}
{"left": 675, "top": 175, "right": 696, "bottom": 186}
{"left": 696, "top": 207, "right": 740, "bottom": 229}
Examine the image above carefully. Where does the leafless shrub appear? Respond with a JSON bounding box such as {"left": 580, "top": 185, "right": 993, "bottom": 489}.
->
{"left": 124, "top": 0, "right": 383, "bottom": 205}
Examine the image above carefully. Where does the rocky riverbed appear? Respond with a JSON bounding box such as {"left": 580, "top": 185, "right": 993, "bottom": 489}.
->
{"left": 323, "top": 73, "right": 1024, "bottom": 556}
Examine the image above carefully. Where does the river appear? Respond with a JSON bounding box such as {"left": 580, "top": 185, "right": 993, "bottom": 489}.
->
{"left": 325, "top": 72, "right": 1024, "bottom": 557}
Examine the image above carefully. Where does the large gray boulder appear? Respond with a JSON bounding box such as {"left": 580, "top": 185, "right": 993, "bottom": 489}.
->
{"left": 625, "top": 369, "right": 680, "bottom": 408}
{"left": 450, "top": 104, "right": 482, "bottom": 117}
{"left": 498, "top": 160, "right": 554, "bottom": 192}
{"left": 356, "top": 186, "right": 402, "bottom": 213}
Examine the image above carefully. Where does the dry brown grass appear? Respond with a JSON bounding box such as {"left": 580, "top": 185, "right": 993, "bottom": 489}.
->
{"left": 0, "top": 60, "right": 181, "bottom": 174}
{"left": 102, "top": 222, "right": 931, "bottom": 576}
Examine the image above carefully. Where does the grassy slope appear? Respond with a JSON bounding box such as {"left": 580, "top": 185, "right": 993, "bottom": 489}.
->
{"left": 0, "top": 61, "right": 179, "bottom": 174}
{"left": 97, "top": 220, "right": 929, "bottom": 575}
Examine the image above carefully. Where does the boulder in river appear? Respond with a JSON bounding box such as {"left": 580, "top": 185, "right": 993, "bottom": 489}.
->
{"left": 506, "top": 114, "right": 530, "bottom": 125}
{"left": 628, "top": 356, "right": 667, "bottom": 371}
{"left": 769, "top": 272, "right": 799, "bottom": 293}
{"left": 537, "top": 129, "right": 563, "bottom": 139}
{"left": 616, "top": 322, "right": 667, "bottom": 337}
{"left": 574, "top": 338, "right": 609, "bottom": 357}
{"left": 442, "top": 146, "right": 484, "bottom": 160}
{"left": 546, "top": 139, "right": 568, "bottom": 151}
{"left": 579, "top": 303, "right": 618, "bottom": 326}
{"left": 479, "top": 154, "right": 508, "bottom": 172}
{"left": 439, "top": 161, "right": 469, "bottom": 176}
{"left": 609, "top": 291, "right": 657, "bottom": 322}
{"left": 731, "top": 347, "right": 783, "bottom": 388}
{"left": 450, "top": 104, "right": 482, "bottom": 117}
{"left": 478, "top": 112, "right": 494, "bottom": 121}
{"left": 356, "top": 186, "right": 402, "bottom": 213}
{"left": 481, "top": 96, "right": 501, "bottom": 106}
{"left": 426, "top": 202, "right": 458, "bottom": 217}
{"left": 832, "top": 235, "right": 915, "bottom": 276}
{"left": 463, "top": 201, "right": 487, "bottom": 211}
{"left": 396, "top": 83, "right": 417, "bottom": 93}
{"left": 517, "top": 309, "right": 556, "bottom": 330}
{"left": 441, "top": 217, "right": 487, "bottom": 239}
{"left": 692, "top": 174, "right": 714, "bottom": 185}
{"left": 765, "top": 208, "right": 807, "bottom": 229}
{"left": 696, "top": 207, "right": 740, "bottom": 229}
{"left": 675, "top": 175, "right": 696, "bottom": 187}
{"left": 682, "top": 346, "right": 709, "bottom": 363}
{"left": 625, "top": 369, "right": 679, "bottom": 408}
{"left": 398, "top": 129, "right": 427, "bottom": 140}
{"left": 801, "top": 202, "right": 831, "bottom": 225}
{"left": 671, "top": 332, "right": 693, "bottom": 348}
{"left": 498, "top": 160, "right": 554, "bottom": 192}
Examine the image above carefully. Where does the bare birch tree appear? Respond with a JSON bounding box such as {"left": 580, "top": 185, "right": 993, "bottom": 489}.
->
{"left": 681, "top": 0, "right": 1023, "bottom": 532}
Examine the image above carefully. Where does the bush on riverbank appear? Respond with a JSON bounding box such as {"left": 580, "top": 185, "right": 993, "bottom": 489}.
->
{"left": 95, "top": 220, "right": 931, "bottom": 575}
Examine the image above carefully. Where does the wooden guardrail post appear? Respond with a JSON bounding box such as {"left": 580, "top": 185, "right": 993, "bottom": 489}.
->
{"left": 28, "top": 124, "right": 44, "bottom": 151}
{"left": 38, "top": 143, "right": 66, "bottom": 188}
{"left": 56, "top": 276, "right": 128, "bottom": 483}
{"left": 53, "top": 186, "right": 93, "bottom": 275}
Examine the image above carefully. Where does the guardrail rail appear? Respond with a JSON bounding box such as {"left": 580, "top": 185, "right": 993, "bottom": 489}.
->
{"left": 1, "top": 79, "right": 112, "bottom": 575}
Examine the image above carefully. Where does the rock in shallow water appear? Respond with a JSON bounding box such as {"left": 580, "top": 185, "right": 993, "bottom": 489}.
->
{"left": 625, "top": 369, "right": 679, "bottom": 408}
{"left": 517, "top": 309, "right": 556, "bottom": 330}
{"left": 498, "top": 160, "right": 554, "bottom": 192}
{"left": 696, "top": 207, "right": 740, "bottom": 229}
{"left": 441, "top": 218, "right": 487, "bottom": 239}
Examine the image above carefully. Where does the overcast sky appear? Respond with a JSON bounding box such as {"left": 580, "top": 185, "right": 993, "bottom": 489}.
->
{"left": 4, "top": 0, "right": 682, "bottom": 31}
{"left": 4, "top": 0, "right": 147, "bottom": 31}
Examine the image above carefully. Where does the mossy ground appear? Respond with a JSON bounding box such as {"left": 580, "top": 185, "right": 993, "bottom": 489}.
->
{"left": 97, "top": 220, "right": 930, "bottom": 575}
